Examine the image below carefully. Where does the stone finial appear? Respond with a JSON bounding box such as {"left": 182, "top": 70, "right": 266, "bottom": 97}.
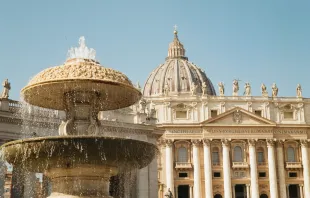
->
{"left": 218, "top": 82, "right": 225, "bottom": 96}
{"left": 261, "top": 83, "right": 268, "bottom": 97}
{"left": 271, "top": 83, "right": 278, "bottom": 97}
{"left": 243, "top": 82, "right": 251, "bottom": 96}
{"left": 296, "top": 84, "right": 302, "bottom": 98}
{"left": 1, "top": 79, "right": 10, "bottom": 99}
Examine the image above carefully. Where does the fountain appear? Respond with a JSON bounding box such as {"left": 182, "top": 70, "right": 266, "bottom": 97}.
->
{"left": 0, "top": 37, "right": 159, "bottom": 197}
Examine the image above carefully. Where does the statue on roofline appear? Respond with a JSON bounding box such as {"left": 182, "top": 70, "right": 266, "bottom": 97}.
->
{"left": 1, "top": 79, "right": 10, "bottom": 99}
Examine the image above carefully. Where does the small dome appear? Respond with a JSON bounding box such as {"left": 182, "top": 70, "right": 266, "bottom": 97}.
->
{"left": 143, "top": 30, "right": 216, "bottom": 97}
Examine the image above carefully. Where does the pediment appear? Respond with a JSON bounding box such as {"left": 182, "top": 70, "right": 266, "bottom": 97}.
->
{"left": 202, "top": 107, "right": 276, "bottom": 126}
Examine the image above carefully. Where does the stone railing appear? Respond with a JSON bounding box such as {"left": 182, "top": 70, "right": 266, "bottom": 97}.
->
{"left": 232, "top": 162, "right": 249, "bottom": 169}
{"left": 286, "top": 162, "right": 302, "bottom": 169}
{"left": 212, "top": 162, "right": 221, "bottom": 167}
{"left": 8, "top": 100, "right": 22, "bottom": 112}
{"left": 175, "top": 162, "right": 192, "bottom": 169}
{"left": 257, "top": 162, "right": 268, "bottom": 166}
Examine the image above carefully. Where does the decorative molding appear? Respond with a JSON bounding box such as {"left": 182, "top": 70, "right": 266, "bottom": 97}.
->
{"left": 205, "top": 128, "right": 307, "bottom": 134}
{"left": 166, "top": 129, "right": 202, "bottom": 134}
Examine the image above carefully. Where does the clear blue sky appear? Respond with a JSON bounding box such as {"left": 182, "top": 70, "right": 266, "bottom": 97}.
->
{"left": 0, "top": 0, "right": 309, "bottom": 100}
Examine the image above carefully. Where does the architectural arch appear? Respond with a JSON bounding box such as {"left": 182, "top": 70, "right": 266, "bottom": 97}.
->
{"left": 260, "top": 194, "right": 268, "bottom": 198}
{"left": 214, "top": 194, "right": 223, "bottom": 198}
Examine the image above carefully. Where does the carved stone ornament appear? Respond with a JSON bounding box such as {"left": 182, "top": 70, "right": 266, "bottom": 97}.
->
{"left": 266, "top": 139, "right": 275, "bottom": 147}
{"left": 203, "top": 139, "right": 212, "bottom": 146}
{"left": 164, "top": 139, "right": 174, "bottom": 147}
{"left": 300, "top": 139, "right": 309, "bottom": 147}
{"left": 248, "top": 139, "right": 257, "bottom": 147}
{"left": 192, "top": 139, "right": 202, "bottom": 146}
{"left": 233, "top": 110, "right": 242, "bottom": 124}
{"left": 276, "top": 139, "right": 285, "bottom": 147}
{"left": 221, "top": 139, "right": 230, "bottom": 147}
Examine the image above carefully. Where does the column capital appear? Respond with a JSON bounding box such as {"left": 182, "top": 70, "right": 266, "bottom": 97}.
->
{"left": 248, "top": 139, "right": 257, "bottom": 147}
{"left": 202, "top": 138, "right": 212, "bottom": 146}
{"left": 276, "top": 139, "right": 285, "bottom": 147}
{"left": 163, "top": 139, "right": 174, "bottom": 147}
{"left": 299, "top": 184, "right": 304, "bottom": 187}
{"left": 221, "top": 139, "right": 231, "bottom": 147}
{"left": 300, "top": 139, "right": 309, "bottom": 148}
{"left": 192, "top": 139, "right": 202, "bottom": 147}
{"left": 266, "top": 139, "right": 276, "bottom": 147}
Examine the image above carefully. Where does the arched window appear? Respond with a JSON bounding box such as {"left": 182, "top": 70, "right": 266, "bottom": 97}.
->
{"left": 287, "top": 147, "right": 295, "bottom": 162}
{"left": 212, "top": 147, "right": 220, "bottom": 165}
{"left": 257, "top": 147, "right": 264, "bottom": 163}
{"left": 178, "top": 147, "right": 188, "bottom": 162}
{"left": 233, "top": 146, "right": 243, "bottom": 162}
{"left": 214, "top": 194, "right": 223, "bottom": 198}
{"left": 260, "top": 194, "right": 268, "bottom": 198}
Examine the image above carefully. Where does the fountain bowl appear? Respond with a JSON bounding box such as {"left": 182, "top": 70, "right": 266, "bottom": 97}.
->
{"left": 21, "top": 58, "right": 141, "bottom": 111}
{"left": 0, "top": 136, "right": 157, "bottom": 172}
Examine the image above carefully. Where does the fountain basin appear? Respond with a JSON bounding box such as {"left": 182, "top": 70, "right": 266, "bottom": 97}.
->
{"left": 0, "top": 136, "right": 157, "bottom": 172}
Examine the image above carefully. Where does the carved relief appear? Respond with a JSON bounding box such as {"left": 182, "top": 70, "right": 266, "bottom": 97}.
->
{"left": 232, "top": 110, "right": 242, "bottom": 124}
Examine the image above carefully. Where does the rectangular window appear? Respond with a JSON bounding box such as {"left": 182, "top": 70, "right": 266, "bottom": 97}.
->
{"left": 176, "top": 111, "right": 187, "bottom": 119}
{"left": 289, "top": 172, "right": 297, "bottom": 178}
{"left": 284, "top": 111, "right": 294, "bottom": 119}
{"left": 259, "top": 172, "right": 266, "bottom": 178}
{"left": 257, "top": 152, "right": 264, "bottom": 163}
{"left": 254, "top": 110, "right": 262, "bottom": 116}
{"left": 212, "top": 152, "right": 219, "bottom": 165}
{"left": 211, "top": 110, "right": 218, "bottom": 118}
{"left": 213, "top": 172, "right": 221, "bottom": 178}
{"left": 179, "top": 172, "right": 188, "bottom": 178}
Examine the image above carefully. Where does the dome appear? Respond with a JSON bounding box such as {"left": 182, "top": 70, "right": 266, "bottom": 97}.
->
{"left": 143, "top": 30, "right": 216, "bottom": 97}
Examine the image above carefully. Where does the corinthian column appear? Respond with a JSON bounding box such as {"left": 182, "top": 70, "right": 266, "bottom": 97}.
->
{"left": 164, "top": 139, "right": 174, "bottom": 196}
{"left": 222, "top": 139, "right": 232, "bottom": 198}
{"left": 203, "top": 139, "right": 213, "bottom": 198}
{"left": 301, "top": 140, "right": 310, "bottom": 198}
{"left": 192, "top": 139, "right": 202, "bottom": 198}
{"left": 248, "top": 139, "right": 259, "bottom": 198}
{"left": 276, "top": 140, "right": 287, "bottom": 198}
{"left": 267, "top": 139, "right": 278, "bottom": 198}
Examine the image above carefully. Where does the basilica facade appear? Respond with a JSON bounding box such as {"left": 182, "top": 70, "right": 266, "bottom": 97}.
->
{"left": 0, "top": 30, "right": 309, "bottom": 198}
{"left": 140, "top": 30, "right": 310, "bottom": 198}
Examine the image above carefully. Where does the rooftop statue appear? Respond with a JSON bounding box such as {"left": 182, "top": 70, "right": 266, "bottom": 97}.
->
{"left": 244, "top": 82, "right": 251, "bottom": 96}
{"left": 261, "top": 83, "right": 268, "bottom": 97}
{"left": 297, "top": 84, "right": 302, "bottom": 98}
{"left": 272, "top": 83, "right": 278, "bottom": 97}
{"left": 232, "top": 79, "right": 239, "bottom": 96}
{"left": 218, "top": 82, "right": 225, "bottom": 96}
{"left": 1, "top": 79, "right": 10, "bottom": 99}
